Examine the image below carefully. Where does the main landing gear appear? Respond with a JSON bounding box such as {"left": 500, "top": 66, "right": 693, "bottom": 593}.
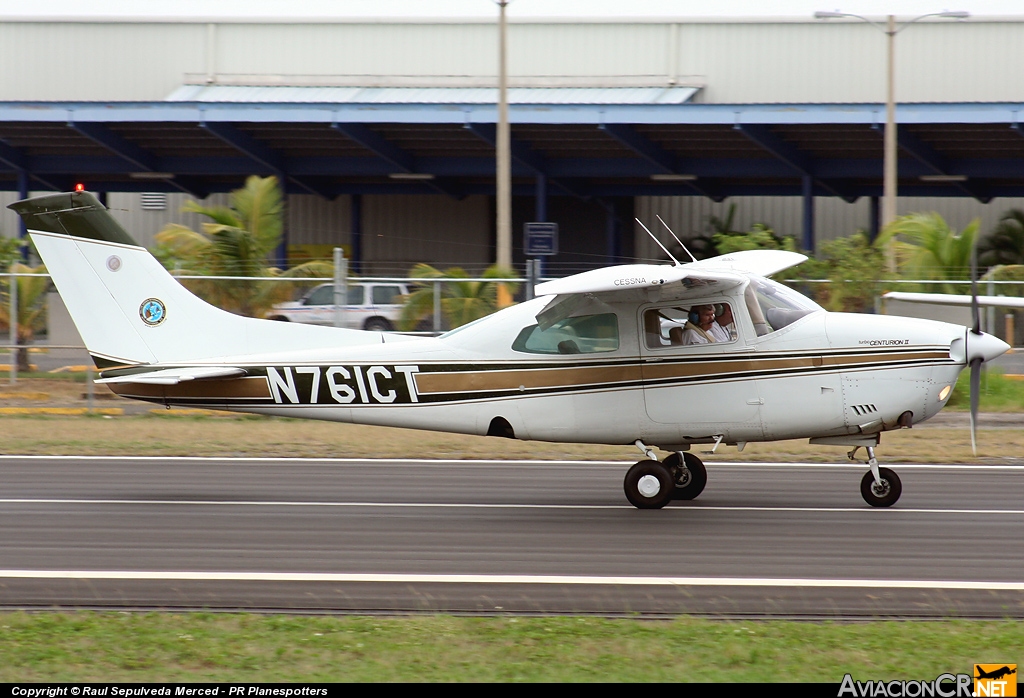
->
{"left": 853, "top": 446, "right": 902, "bottom": 508}
{"left": 624, "top": 441, "right": 707, "bottom": 509}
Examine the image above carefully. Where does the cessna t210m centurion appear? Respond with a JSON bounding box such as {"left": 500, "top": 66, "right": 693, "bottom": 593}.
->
{"left": 9, "top": 192, "right": 1013, "bottom": 508}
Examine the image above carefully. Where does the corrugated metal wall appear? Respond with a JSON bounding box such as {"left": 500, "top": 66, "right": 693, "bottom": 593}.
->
{"left": 1, "top": 19, "right": 1022, "bottom": 102}
{"left": 361, "top": 194, "right": 490, "bottom": 275}
{"left": 0, "top": 22, "right": 206, "bottom": 100}
{"left": 635, "top": 195, "right": 1024, "bottom": 261}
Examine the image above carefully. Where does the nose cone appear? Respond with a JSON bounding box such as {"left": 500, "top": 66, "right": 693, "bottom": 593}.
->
{"left": 966, "top": 331, "right": 1011, "bottom": 363}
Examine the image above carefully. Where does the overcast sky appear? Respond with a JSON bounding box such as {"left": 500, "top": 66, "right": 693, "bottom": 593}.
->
{"left": 0, "top": 0, "right": 1021, "bottom": 19}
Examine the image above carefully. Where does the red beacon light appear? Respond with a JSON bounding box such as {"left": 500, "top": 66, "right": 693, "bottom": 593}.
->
{"left": 74, "top": 183, "right": 85, "bottom": 192}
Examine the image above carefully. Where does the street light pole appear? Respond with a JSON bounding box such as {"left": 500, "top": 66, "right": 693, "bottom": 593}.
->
{"left": 496, "top": 0, "right": 512, "bottom": 272}
{"left": 814, "top": 10, "right": 969, "bottom": 247}
{"left": 883, "top": 14, "right": 897, "bottom": 232}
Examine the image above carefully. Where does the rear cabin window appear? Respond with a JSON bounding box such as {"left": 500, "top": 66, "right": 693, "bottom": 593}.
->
{"left": 512, "top": 313, "right": 620, "bottom": 355}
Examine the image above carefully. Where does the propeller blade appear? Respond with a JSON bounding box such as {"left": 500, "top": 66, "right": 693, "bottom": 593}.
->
{"left": 970, "top": 240, "right": 980, "bottom": 335}
{"left": 970, "top": 356, "right": 982, "bottom": 456}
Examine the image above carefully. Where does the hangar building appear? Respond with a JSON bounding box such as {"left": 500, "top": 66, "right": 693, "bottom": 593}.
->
{"left": 2, "top": 12, "right": 1024, "bottom": 274}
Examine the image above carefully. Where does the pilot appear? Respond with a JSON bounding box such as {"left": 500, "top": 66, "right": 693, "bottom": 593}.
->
{"left": 710, "top": 303, "right": 736, "bottom": 342}
{"left": 681, "top": 304, "right": 717, "bottom": 345}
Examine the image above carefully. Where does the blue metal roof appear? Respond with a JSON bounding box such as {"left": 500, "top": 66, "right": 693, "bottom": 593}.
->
{"left": 2, "top": 99, "right": 1024, "bottom": 201}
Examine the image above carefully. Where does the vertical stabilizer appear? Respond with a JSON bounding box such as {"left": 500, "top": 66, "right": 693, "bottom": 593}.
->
{"left": 9, "top": 191, "right": 380, "bottom": 367}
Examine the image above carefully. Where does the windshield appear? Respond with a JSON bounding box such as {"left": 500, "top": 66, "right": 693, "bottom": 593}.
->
{"left": 745, "top": 278, "right": 822, "bottom": 336}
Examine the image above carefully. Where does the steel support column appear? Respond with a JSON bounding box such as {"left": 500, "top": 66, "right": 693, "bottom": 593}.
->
{"left": 350, "top": 194, "right": 362, "bottom": 275}
{"left": 802, "top": 175, "right": 815, "bottom": 252}
{"left": 869, "top": 196, "right": 880, "bottom": 242}
{"left": 16, "top": 169, "right": 28, "bottom": 252}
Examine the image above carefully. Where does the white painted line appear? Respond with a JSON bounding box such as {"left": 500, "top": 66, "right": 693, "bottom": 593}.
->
{"left": 2, "top": 498, "right": 1024, "bottom": 514}
{"left": 1, "top": 455, "right": 1023, "bottom": 469}
{"left": 0, "top": 569, "right": 1022, "bottom": 590}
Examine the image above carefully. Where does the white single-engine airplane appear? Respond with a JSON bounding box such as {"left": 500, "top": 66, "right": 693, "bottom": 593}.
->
{"left": 9, "top": 192, "right": 1016, "bottom": 508}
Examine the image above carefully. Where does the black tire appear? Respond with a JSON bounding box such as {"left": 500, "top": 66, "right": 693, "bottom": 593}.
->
{"left": 860, "top": 467, "right": 902, "bottom": 508}
{"left": 664, "top": 452, "right": 708, "bottom": 500}
{"left": 623, "top": 460, "right": 674, "bottom": 509}
{"left": 364, "top": 317, "right": 393, "bottom": 332}
{"left": 268, "top": 316, "right": 290, "bottom": 322}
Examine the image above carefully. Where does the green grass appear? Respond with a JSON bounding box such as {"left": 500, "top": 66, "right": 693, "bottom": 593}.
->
{"left": 0, "top": 613, "right": 1019, "bottom": 682}
{"left": 947, "top": 369, "right": 1024, "bottom": 411}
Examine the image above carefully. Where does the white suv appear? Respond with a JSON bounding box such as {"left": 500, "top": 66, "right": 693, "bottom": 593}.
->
{"left": 267, "top": 282, "right": 409, "bottom": 331}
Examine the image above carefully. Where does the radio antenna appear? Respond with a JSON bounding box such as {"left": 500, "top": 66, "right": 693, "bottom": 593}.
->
{"left": 656, "top": 214, "right": 698, "bottom": 263}
{"left": 636, "top": 218, "right": 680, "bottom": 266}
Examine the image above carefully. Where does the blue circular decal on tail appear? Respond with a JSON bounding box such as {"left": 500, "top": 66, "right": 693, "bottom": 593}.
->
{"left": 140, "top": 298, "right": 166, "bottom": 326}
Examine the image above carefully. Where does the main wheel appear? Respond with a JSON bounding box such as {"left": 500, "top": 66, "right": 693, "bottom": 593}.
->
{"left": 623, "top": 460, "right": 674, "bottom": 509}
{"left": 664, "top": 452, "right": 708, "bottom": 500}
{"left": 860, "top": 467, "right": 902, "bottom": 508}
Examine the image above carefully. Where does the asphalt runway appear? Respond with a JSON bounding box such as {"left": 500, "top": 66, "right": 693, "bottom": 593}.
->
{"left": 1, "top": 456, "right": 1023, "bottom": 618}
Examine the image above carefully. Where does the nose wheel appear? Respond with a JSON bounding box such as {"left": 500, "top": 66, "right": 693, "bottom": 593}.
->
{"left": 856, "top": 446, "right": 902, "bottom": 507}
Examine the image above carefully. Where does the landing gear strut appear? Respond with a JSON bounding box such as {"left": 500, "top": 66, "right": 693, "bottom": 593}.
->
{"left": 624, "top": 442, "right": 708, "bottom": 509}
{"left": 854, "top": 446, "right": 902, "bottom": 508}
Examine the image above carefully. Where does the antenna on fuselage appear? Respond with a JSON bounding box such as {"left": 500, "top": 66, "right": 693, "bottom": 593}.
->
{"left": 636, "top": 218, "right": 680, "bottom": 266}
{"left": 656, "top": 214, "right": 698, "bottom": 263}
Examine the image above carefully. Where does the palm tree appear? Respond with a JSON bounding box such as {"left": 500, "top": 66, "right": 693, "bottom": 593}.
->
{"left": 399, "top": 263, "right": 519, "bottom": 331}
{"left": 877, "top": 212, "right": 979, "bottom": 293}
{"left": 0, "top": 262, "right": 50, "bottom": 372}
{"left": 979, "top": 209, "right": 1024, "bottom": 268}
{"left": 154, "top": 176, "right": 332, "bottom": 317}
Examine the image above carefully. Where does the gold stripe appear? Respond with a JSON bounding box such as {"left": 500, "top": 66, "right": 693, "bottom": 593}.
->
{"left": 108, "top": 376, "right": 272, "bottom": 400}
{"left": 414, "top": 365, "right": 642, "bottom": 395}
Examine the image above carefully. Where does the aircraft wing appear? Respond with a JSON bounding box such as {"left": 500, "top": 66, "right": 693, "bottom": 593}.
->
{"left": 96, "top": 366, "right": 247, "bottom": 385}
{"left": 534, "top": 264, "right": 743, "bottom": 297}
{"left": 686, "top": 249, "right": 808, "bottom": 277}
{"left": 883, "top": 291, "right": 1024, "bottom": 309}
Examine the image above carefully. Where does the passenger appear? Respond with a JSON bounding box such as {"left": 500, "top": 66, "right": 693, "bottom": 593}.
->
{"left": 680, "top": 304, "right": 717, "bottom": 345}
{"left": 710, "top": 303, "right": 736, "bottom": 342}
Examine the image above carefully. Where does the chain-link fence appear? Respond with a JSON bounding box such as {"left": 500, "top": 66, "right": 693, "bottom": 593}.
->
{"left": 4, "top": 271, "right": 1023, "bottom": 384}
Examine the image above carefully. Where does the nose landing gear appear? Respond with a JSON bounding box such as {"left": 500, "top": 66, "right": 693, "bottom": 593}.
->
{"left": 854, "top": 446, "right": 902, "bottom": 507}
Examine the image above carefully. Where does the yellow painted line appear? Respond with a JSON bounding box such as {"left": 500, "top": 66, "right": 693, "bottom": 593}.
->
{"left": 1003, "top": 374, "right": 1024, "bottom": 381}
{"left": 47, "top": 365, "right": 94, "bottom": 373}
{"left": 0, "top": 392, "right": 51, "bottom": 400}
{"left": 0, "top": 407, "right": 123, "bottom": 416}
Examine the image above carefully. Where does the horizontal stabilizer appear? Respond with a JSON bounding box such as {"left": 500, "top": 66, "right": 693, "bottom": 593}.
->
{"left": 883, "top": 292, "right": 1024, "bottom": 309}
{"left": 97, "top": 366, "right": 246, "bottom": 385}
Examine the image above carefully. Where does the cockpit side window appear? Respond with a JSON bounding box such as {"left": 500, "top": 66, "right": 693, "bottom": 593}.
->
{"left": 643, "top": 303, "right": 737, "bottom": 349}
{"left": 512, "top": 313, "right": 619, "bottom": 355}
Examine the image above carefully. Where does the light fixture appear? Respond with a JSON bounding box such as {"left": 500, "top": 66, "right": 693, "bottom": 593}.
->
{"left": 650, "top": 174, "right": 697, "bottom": 182}
{"left": 919, "top": 174, "right": 968, "bottom": 182}
{"left": 129, "top": 172, "right": 176, "bottom": 180}
{"left": 388, "top": 173, "right": 436, "bottom": 181}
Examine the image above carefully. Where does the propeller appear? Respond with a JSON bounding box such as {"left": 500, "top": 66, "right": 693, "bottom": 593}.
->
{"left": 969, "top": 240, "right": 982, "bottom": 455}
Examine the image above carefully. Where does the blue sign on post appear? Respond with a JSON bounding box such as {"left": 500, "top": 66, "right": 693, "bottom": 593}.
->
{"left": 524, "top": 222, "right": 558, "bottom": 257}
